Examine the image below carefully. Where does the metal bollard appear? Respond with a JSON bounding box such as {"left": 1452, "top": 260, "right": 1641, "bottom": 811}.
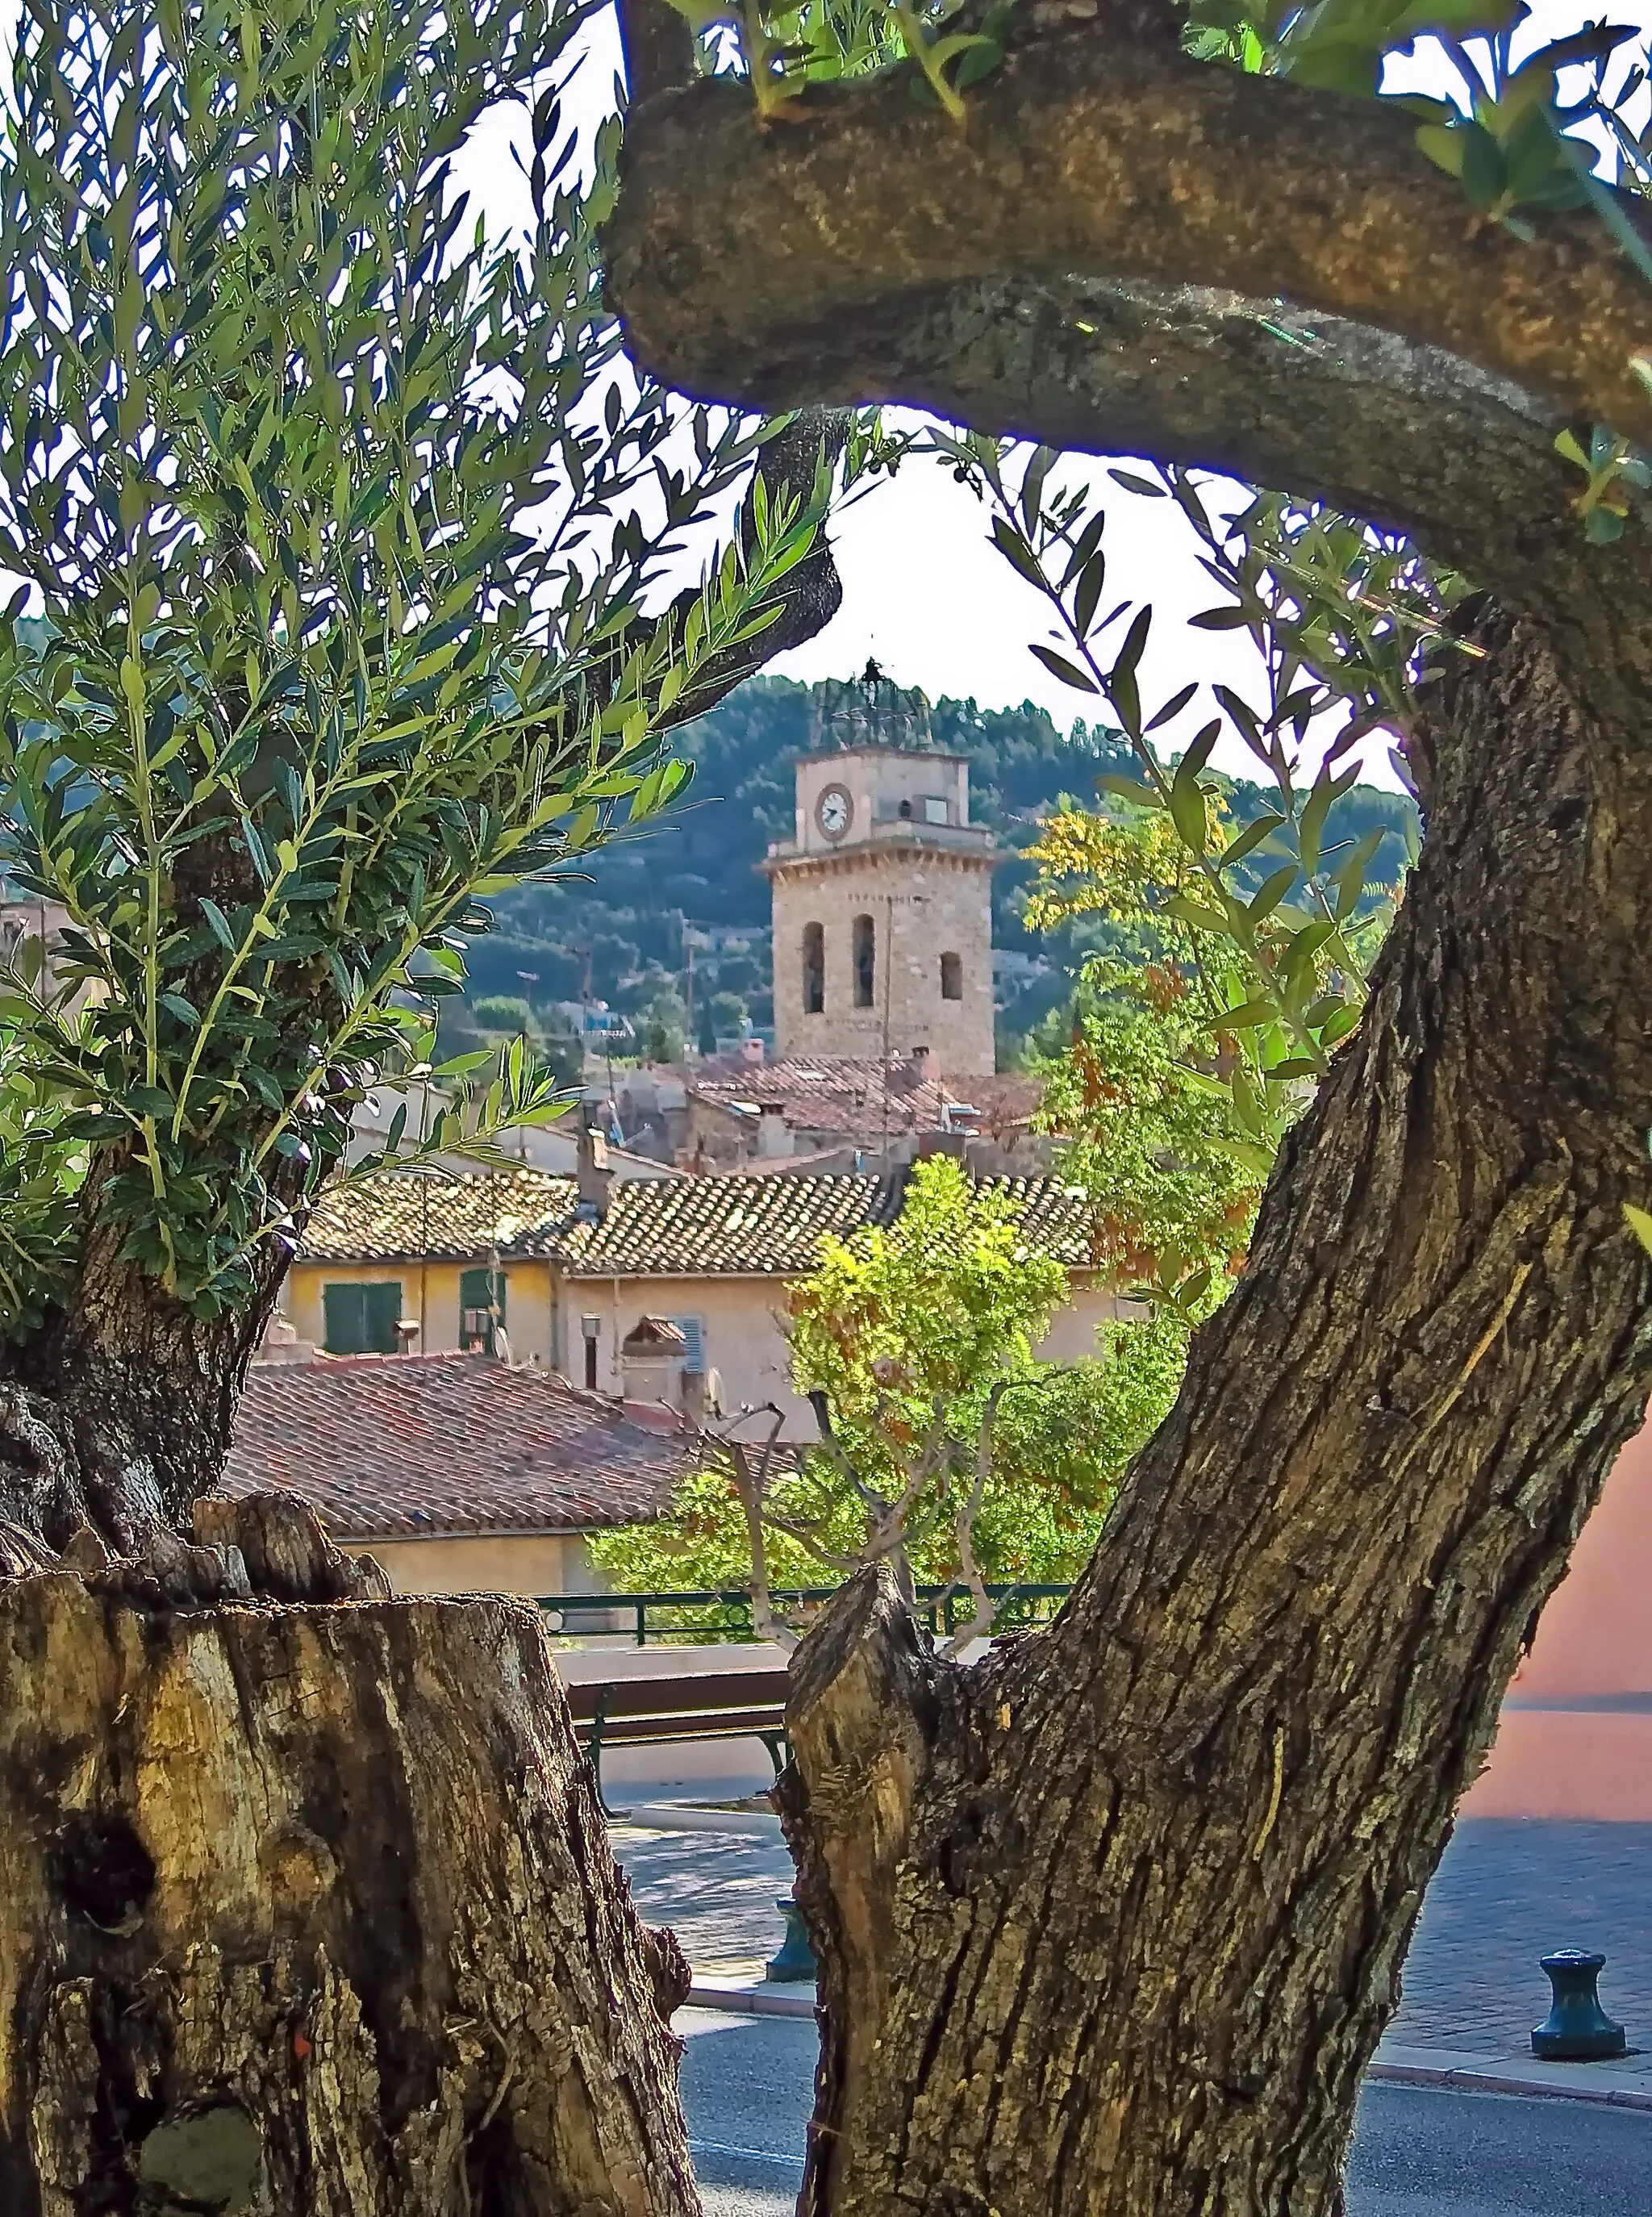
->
{"left": 765, "top": 1895, "right": 817, "bottom": 1983}
{"left": 1531, "top": 1948, "right": 1627, "bottom": 2060}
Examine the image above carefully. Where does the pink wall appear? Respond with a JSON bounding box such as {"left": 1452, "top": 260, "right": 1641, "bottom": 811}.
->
{"left": 1462, "top": 1410, "right": 1652, "bottom": 1818}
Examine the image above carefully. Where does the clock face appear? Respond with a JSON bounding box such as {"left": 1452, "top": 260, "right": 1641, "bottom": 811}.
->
{"left": 816, "top": 784, "right": 853, "bottom": 841}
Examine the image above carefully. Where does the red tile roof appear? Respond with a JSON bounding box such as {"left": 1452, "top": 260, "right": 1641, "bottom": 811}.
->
{"left": 223, "top": 1351, "right": 693, "bottom": 1539}
{"left": 300, "top": 1167, "right": 576, "bottom": 1264}
{"left": 296, "top": 1163, "right": 1099, "bottom": 1277}
{"left": 692, "top": 1056, "right": 957, "bottom": 1139}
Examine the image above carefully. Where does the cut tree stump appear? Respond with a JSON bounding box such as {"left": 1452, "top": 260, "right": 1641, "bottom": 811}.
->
{"left": 0, "top": 1554, "right": 698, "bottom": 2215}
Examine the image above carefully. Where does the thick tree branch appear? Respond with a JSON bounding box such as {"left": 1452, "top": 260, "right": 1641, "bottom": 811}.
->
{"left": 657, "top": 406, "right": 849, "bottom": 729}
{"left": 607, "top": 29, "right": 1652, "bottom": 578}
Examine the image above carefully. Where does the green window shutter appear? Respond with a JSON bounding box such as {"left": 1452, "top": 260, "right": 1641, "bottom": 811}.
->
{"left": 323, "top": 1282, "right": 402, "bottom": 1355}
{"left": 363, "top": 1281, "right": 403, "bottom": 1354}
{"left": 459, "top": 1267, "right": 505, "bottom": 1353}
{"left": 323, "top": 1283, "right": 366, "bottom": 1354}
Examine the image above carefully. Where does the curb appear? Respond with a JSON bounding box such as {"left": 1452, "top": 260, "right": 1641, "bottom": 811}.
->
{"left": 625, "top": 1803, "right": 783, "bottom": 1839}
{"left": 687, "top": 1977, "right": 815, "bottom": 2019}
{"left": 1366, "top": 2056, "right": 1652, "bottom": 2111}
{"left": 684, "top": 1989, "right": 1652, "bottom": 2102}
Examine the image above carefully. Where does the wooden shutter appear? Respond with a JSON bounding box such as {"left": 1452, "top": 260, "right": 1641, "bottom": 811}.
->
{"left": 323, "top": 1282, "right": 402, "bottom": 1354}
{"left": 362, "top": 1282, "right": 403, "bottom": 1354}
{"left": 323, "top": 1284, "right": 365, "bottom": 1354}
{"left": 459, "top": 1267, "right": 505, "bottom": 1353}
{"left": 668, "top": 1314, "right": 705, "bottom": 1372}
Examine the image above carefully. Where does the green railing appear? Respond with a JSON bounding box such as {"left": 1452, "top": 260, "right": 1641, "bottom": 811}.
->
{"left": 535, "top": 1582, "right": 1070, "bottom": 1647}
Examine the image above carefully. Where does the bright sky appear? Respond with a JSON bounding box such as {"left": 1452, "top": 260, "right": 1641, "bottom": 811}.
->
{"left": 444, "top": 0, "right": 1648, "bottom": 795}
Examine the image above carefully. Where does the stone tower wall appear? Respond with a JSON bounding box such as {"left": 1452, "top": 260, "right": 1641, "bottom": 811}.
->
{"left": 770, "top": 846, "right": 996, "bottom": 1076}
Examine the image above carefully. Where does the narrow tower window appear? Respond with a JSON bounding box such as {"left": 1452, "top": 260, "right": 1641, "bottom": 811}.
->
{"left": 853, "top": 913, "right": 876, "bottom": 1008}
{"left": 941, "top": 951, "right": 963, "bottom": 1001}
{"left": 803, "top": 922, "right": 825, "bottom": 1014}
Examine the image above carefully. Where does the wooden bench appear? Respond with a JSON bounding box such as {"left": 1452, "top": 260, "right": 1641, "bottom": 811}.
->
{"left": 561, "top": 1668, "right": 790, "bottom": 1815}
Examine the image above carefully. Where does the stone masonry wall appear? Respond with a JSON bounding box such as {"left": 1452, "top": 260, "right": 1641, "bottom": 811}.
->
{"left": 770, "top": 847, "right": 995, "bottom": 1076}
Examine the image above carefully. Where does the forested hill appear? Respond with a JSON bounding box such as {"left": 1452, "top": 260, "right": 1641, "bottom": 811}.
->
{"left": 459, "top": 674, "right": 1416, "bottom": 1060}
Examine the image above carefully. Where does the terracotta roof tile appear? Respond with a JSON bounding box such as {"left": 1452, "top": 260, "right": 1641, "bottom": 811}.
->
{"left": 296, "top": 1162, "right": 1100, "bottom": 1279}
{"left": 557, "top": 1172, "right": 903, "bottom": 1277}
{"left": 223, "top": 1351, "right": 692, "bottom": 1539}
{"left": 991, "top": 1175, "right": 1102, "bottom": 1267}
{"left": 692, "top": 1056, "right": 957, "bottom": 1140}
{"left": 300, "top": 1167, "right": 577, "bottom": 1264}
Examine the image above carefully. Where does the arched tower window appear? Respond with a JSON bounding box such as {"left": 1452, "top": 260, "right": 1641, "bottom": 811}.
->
{"left": 803, "top": 922, "right": 825, "bottom": 1014}
{"left": 853, "top": 913, "right": 875, "bottom": 1008}
{"left": 941, "top": 951, "right": 963, "bottom": 1001}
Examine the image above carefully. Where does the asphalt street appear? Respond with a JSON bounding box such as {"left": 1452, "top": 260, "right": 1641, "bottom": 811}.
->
{"left": 677, "top": 2008, "right": 1652, "bottom": 2217}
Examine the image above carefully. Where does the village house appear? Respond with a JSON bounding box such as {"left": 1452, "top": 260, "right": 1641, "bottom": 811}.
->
{"left": 278, "top": 1147, "right": 1122, "bottom": 1438}
{"left": 226, "top": 1350, "right": 695, "bottom": 1597}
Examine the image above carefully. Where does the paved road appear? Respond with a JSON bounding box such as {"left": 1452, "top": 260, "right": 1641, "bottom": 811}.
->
{"left": 677, "top": 2009, "right": 1652, "bottom": 2217}
{"left": 624, "top": 1818, "right": 1652, "bottom": 2059}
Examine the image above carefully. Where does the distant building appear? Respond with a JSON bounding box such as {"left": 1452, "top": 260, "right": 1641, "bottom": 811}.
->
{"left": 227, "top": 1350, "right": 693, "bottom": 1597}
{"left": 278, "top": 1160, "right": 1119, "bottom": 1440}
{"left": 1, "top": 882, "right": 83, "bottom": 1008}
{"left": 761, "top": 749, "right": 999, "bottom": 1076}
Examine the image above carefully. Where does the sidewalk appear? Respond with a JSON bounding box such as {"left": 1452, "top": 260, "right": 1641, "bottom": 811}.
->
{"left": 612, "top": 1809, "right": 1652, "bottom": 2107}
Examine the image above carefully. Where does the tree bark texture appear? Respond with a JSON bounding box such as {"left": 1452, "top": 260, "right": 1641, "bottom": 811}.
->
{"left": 606, "top": 23, "right": 1652, "bottom": 474}
{"left": 774, "top": 589, "right": 1652, "bottom": 2217}
{"left": 0, "top": 1508, "right": 696, "bottom": 2217}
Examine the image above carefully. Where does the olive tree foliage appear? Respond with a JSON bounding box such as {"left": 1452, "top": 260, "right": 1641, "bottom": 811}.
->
{"left": 962, "top": 450, "right": 1433, "bottom": 1236}
{"left": 0, "top": 0, "right": 856, "bottom": 1351}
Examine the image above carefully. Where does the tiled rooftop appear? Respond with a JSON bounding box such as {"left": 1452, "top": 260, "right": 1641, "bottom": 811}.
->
{"left": 223, "top": 1351, "right": 693, "bottom": 1539}
{"left": 299, "top": 1166, "right": 577, "bottom": 1264}
{"left": 298, "top": 1163, "right": 1099, "bottom": 1276}
{"left": 556, "top": 1172, "right": 904, "bottom": 1277}
{"left": 692, "top": 1056, "right": 957, "bottom": 1138}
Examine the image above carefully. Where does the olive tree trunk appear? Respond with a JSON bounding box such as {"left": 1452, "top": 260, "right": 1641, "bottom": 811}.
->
{"left": 775, "top": 598, "right": 1652, "bottom": 2217}
{"left": 0, "top": 1497, "right": 696, "bottom": 2217}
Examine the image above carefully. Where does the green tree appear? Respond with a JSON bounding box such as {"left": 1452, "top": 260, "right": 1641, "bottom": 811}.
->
{"left": 704, "top": 985, "right": 749, "bottom": 1039}
{"left": 638, "top": 984, "right": 688, "bottom": 1060}
{"left": 0, "top": 0, "right": 856, "bottom": 2194}
{"left": 608, "top": 6, "right": 1652, "bottom": 2213}
{"left": 594, "top": 1155, "right": 1171, "bottom": 1631}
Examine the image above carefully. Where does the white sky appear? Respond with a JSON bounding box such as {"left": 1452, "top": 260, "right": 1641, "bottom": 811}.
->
{"left": 443, "top": 0, "right": 1648, "bottom": 795}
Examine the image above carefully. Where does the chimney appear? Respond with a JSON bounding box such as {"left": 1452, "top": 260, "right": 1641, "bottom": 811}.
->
{"left": 682, "top": 1366, "right": 724, "bottom": 1424}
{"left": 909, "top": 1044, "right": 934, "bottom": 1086}
{"left": 620, "top": 1316, "right": 688, "bottom": 1410}
{"left": 577, "top": 1123, "right": 611, "bottom": 1217}
{"left": 757, "top": 1100, "right": 793, "bottom": 1159}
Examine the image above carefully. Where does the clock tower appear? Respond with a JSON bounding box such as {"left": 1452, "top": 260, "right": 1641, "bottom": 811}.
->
{"left": 760, "top": 747, "right": 999, "bottom": 1075}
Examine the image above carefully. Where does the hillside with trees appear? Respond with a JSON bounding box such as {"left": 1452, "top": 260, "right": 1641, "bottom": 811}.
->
{"left": 457, "top": 672, "right": 1416, "bottom": 1063}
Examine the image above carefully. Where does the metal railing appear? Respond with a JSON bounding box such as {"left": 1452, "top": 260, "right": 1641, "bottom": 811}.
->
{"left": 535, "top": 1582, "right": 1070, "bottom": 1647}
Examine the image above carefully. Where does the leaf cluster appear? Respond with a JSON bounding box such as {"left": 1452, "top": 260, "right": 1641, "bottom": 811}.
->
{"left": 0, "top": 0, "right": 837, "bottom": 1334}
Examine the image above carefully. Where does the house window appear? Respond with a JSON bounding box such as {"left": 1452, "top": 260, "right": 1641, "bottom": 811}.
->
{"left": 802, "top": 922, "right": 824, "bottom": 1014}
{"left": 941, "top": 951, "right": 963, "bottom": 1001}
{"left": 669, "top": 1314, "right": 706, "bottom": 1372}
{"left": 923, "top": 795, "right": 949, "bottom": 825}
{"left": 323, "top": 1281, "right": 403, "bottom": 1355}
{"left": 460, "top": 1265, "right": 506, "bottom": 1355}
{"left": 853, "top": 912, "right": 875, "bottom": 1008}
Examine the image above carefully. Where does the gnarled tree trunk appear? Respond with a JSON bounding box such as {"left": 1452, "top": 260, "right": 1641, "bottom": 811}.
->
{"left": 0, "top": 1498, "right": 696, "bottom": 2216}
{"left": 774, "top": 596, "right": 1652, "bottom": 2217}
